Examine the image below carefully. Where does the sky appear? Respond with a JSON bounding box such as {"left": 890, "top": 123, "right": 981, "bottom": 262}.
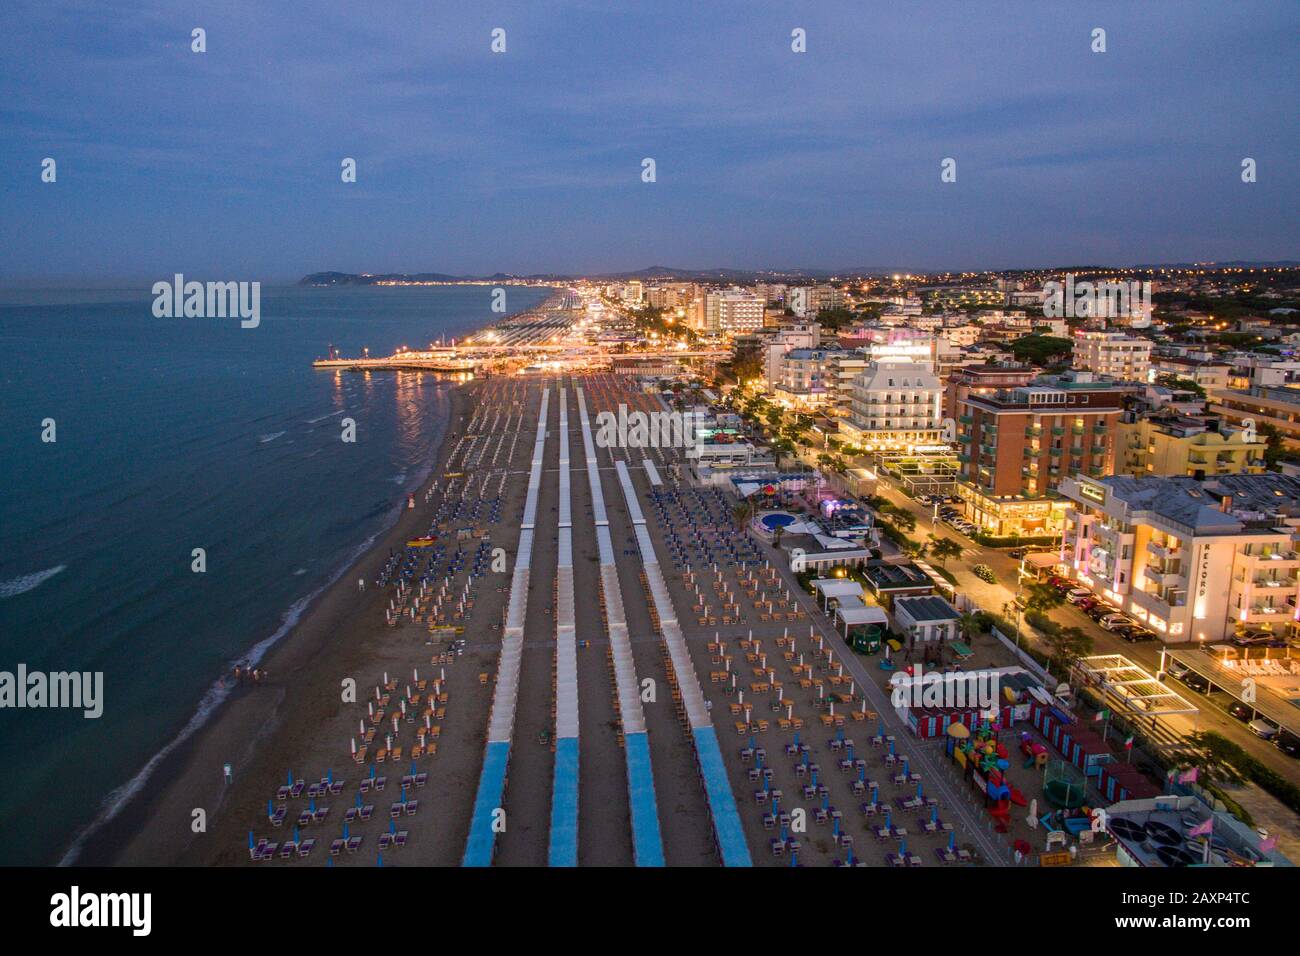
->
{"left": 2, "top": 0, "right": 1297, "bottom": 283}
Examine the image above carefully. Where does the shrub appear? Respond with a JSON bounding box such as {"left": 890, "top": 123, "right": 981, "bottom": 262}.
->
{"left": 972, "top": 563, "right": 996, "bottom": 583}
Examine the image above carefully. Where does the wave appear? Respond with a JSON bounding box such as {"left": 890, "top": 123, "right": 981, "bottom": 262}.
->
{"left": 259, "top": 431, "right": 286, "bottom": 444}
{"left": 305, "top": 410, "right": 345, "bottom": 424}
{"left": 0, "top": 564, "right": 66, "bottom": 599}
{"left": 57, "top": 516, "right": 392, "bottom": 865}
{"left": 57, "top": 387, "right": 453, "bottom": 865}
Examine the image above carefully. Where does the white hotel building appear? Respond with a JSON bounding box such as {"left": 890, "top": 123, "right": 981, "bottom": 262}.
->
{"left": 839, "top": 358, "right": 944, "bottom": 452}
{"left": 1059, "top": 473, "right": 1300, "bottom": 644}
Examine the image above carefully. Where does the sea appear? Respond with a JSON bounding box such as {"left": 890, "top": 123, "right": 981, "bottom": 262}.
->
{"left": 0, "top": 283, "right": 555, "bottom": 865}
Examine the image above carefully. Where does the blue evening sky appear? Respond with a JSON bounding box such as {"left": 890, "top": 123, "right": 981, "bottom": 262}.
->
{"left": 2, "top": 0, "right": 1296, "bottom": 282}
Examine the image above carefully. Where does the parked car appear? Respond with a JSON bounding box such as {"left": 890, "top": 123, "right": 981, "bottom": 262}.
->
{"left": 1232, "top": 632, "right": 1280, "bottom": 647}
{"left": 1117, "top": 626, "right": 1157, "bottom": 643}
{"left": 1175, "top": 671, "right": 1209, "bottom": 693}
{"left": 1085, "top": 603, "right": 1118, "bottom": 621}
{"left": 1248, "top": 718, "right": 1279, "bottom": 740}
{"left": 1274, "top": 730, "right": 1300, "bottom": 758}
{"left": 1101, "top": 614, "right": 1135, "bottom": 631}
{"left": 1008, "top": 547, "right": 1028, "bottom": 559}
{"left": 1066, "top": 588, "right": 1093, "bottom": 604}
{"left": 1047, "top": 575, "right": 1072, "bottom": 590}
{"left": 1226, "top": 701, "right": 1253, "bottom": 723}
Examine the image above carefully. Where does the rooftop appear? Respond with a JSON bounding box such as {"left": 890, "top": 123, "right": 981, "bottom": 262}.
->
{"left": 1075, "top": 472, "right": 1300, "bottom": 533}
{"left": 893, "top": 594, "right": 961, "bottom": 622}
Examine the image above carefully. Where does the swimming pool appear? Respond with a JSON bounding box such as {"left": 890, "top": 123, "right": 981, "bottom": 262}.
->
{"left": 760, "top": 512, "right": 797, "bottom": 531}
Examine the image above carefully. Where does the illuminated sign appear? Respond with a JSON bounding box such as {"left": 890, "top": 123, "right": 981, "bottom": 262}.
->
{"left": 1079, "top": 482, "right": 1107, "bottom": 504}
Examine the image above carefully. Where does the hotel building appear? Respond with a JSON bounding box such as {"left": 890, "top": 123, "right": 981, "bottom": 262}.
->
{"left": 1209, "top": 384, "right": 1300, "bottom": 452}
{"left": 839, "top": 358, "right": 943, "bottom": 452}
{"left": 1072, "top": 331, "right": 1152, "bottom": 382}
{"left": 954, "top": 374, "right": 1125, "bottom": 538}
{"left": 1059, "top": 473, "right": 1300, "bottom": 643}
{"left": 1116, "top": 412, "right": 1267, "bottom": 478}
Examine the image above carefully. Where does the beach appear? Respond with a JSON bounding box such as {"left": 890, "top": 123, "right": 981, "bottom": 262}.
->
{"left": 76, "top": 382, "right": 477, "bottom": 864}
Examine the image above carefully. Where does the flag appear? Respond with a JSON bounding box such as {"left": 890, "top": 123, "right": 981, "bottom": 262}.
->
{"left": 1123, "top": 735, "right": 1134, "bottom": 750}
{"left": 1178, "top": 767, "right": 1198, "bottom": 784}
{"left": 1260, "top": 835, "right": 1277, "bottom": 853}
{"left": 1094, "top": 709, "right": 1109, "bottom": 722}
{"left": 1187, "top": 818, "right": 1213, "bottom": 838}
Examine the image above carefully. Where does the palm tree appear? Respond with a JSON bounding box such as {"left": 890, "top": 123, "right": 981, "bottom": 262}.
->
{"left": 928, "top": 537, "right": 963, "bottom": 568}
{"left": 956, "top": 612, "right": 980, "bottom": 645}
{"left": 732, "top": 500, "right": 753, "bottom": 530}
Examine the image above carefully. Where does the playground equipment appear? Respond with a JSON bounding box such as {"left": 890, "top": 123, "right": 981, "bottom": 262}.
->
{"left": 1042, "top": 757, "right": 1087, "bottom": 810}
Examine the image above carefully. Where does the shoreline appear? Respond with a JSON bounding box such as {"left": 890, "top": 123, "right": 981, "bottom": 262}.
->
{"left": 71, "top": 381, "right": 475, "bottom": 866}
{"left": 63, "top": 290, "right": 564, "bottom": 866}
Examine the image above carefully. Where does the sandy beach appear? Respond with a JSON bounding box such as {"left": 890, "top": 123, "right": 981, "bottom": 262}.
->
{"left": 75, "top": 382, "right": 481, "bottom": 866}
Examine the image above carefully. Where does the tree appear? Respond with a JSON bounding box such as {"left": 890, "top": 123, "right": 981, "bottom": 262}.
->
{"left": 732, "top": 500, "right": 753, "bottom": 529}
{"left": 929, "top": 537, "right": 963, "bottom": 568}
{"left": 956, "top": 612, "right": 981, "bottom": 645}
{"left": 1183, "top": 731, "right": 1247, "bottom": 786}
{"left": 1022, "top": 582, "right": 1065, "bottom": 614}
{"left": 1007, "top": 334, "right": 1074, "bottom": 366}
{"left": 1043, "top": 624, "right": 1092, "bottom": 672}
{"left": 1258, "top": 422, "right": 1286, "bottom": 469}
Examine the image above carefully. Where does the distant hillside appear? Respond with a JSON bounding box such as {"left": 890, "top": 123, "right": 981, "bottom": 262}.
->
{"left": 301, "top": 261, "right": 1299, "bottom": 286}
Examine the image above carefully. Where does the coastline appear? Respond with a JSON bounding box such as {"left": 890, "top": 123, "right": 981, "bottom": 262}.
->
{"left": 70, "top": 379, "right": 476, "bottom": 866}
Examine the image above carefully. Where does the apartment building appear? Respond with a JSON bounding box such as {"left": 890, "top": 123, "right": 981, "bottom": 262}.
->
{"left": 1059, "top": 472, "right": 1300, "bottom": 643}
{"left": 839, "top": 358, "right": 943, "bottom": 452}
{"left": 954, "top": 373, "right": 1125, "bottom": 537}
{"left": 1072, "top": 331, "right": 1152, "bottom": 381}
{"left": 1117, "top": 412, "right": 1267, "bottom": 478}
{"left": 942, "top": 363, "right": 1036, "bottom": 423}
{"left": 705, "top": 288, "right": 765, "bottom": 335}
{"left": 772, "top": 348, "right": 833, "bottom": 411}
{"left": 761, "top": 323, "right": 821, "bottom": 387}
{"left": 1210, "top": 384, "right": 1300, "bottom": 451}
{"left": 1148, "top": 355, "right": 1230, "bottom": 393}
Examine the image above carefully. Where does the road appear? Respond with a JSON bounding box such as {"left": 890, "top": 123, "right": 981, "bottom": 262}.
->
{"left": 869, "top": 476, "right": 1300, "bottom": 784}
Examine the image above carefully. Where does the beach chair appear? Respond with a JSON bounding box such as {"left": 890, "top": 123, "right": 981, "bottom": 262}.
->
{"left": 346, "top": 836, "right": 362, "bottom": 853}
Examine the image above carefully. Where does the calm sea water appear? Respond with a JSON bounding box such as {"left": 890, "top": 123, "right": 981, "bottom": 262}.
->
{"left": 0, "top": 284, "right": 554, "bottom": 865}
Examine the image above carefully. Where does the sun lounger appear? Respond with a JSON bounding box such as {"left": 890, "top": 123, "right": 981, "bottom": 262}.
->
{"left": 346, "top": 836, "right": 362, "bottom": 853}
{"left": 329, "top": 839, "right": 344, "bottom": 856}
{"left": 298, "top": 838, "right": 315, "bottom": 857}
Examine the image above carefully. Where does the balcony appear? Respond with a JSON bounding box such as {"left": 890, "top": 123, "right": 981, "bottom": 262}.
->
{"left": 1147, "top": 539, "right": 1183, "bottom": 561}
{"left": 1243, "top": 604, "right": 1290, "bottom": 623}
{"left": 1241, "top": 549, "right": 1300, "bottom": 567}
{"left": 1144, "top": 565, "right": 1185, "bottom": 587}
